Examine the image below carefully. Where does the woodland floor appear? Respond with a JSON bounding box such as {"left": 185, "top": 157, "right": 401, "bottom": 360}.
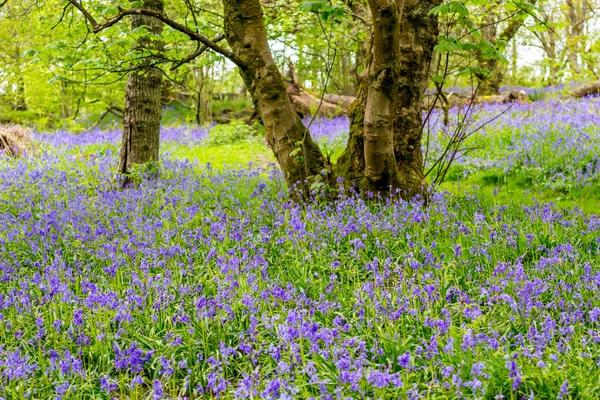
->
{"left": 0, "top": 97, "right": 600, "bottom": 398}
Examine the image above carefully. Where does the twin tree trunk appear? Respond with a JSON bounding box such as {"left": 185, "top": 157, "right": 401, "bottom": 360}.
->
{"left": 118, "top": 0, "right": 164, "bottom": 179}
{"left": 335, "top": 0, "right": 440, "bottom": 198}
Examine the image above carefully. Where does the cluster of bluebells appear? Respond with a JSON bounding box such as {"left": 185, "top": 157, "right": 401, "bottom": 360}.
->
{"left": 33, "top": 125, "right": 212, "bottom": 148}
{"left": 310, "top": 96, "right": 600, "bottom": 191}
{"left": 433, "top": 96, "right": 600, "bottom": 189}
{"left": 1, "top": 101, "right": 600, "bottom": 398}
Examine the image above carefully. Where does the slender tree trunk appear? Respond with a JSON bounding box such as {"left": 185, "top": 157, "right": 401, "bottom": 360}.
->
{"left": 14, "top": 77, "right": 27, "bottom": 111}
{"left": 511, "top": 40, "right": 518, "bottom": 79}
{"left": 566, "top": 0, "right": 581, "bottom": 74}
{"left": 118, "top": 0, "right": 163, "bottom": 179}
{"left": 222, "top": 0, "right": 325, "bottom": 196}
{"left": 12, "top": 46, "right": 27, "bottom": 112}
{"left": 475, "top": 0, "right": 537, "bottom": 94}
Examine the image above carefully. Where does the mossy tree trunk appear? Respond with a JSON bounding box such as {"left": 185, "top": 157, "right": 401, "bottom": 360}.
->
{"left": 336, "top": 0, "right": 439, "bottom": 200}
{"left": 118, "top": 0, "right": 163, "bottom": 180}
{"left": 222, "top": 0, "right": 325, "bottom": 196}
{"left": 393, "top": 0, "right": 441, "bottom": 197}
{"left": 362, "top": 0, "right": 403, "bottom": 194}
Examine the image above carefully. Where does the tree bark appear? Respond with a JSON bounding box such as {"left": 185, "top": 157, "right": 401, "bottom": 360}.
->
{"left": 393, "top": 0, "right": 440, "bottom": 197}
{"left": 362, "top": 0, "right": 403, "bottom": 193}
{"left": 335, "top": 84, "right": 367, "bottom": 189}
{"left": 571, "top": 80, "right": 600, "bottom": 98}
{"left": 475, "top": 0, "right": 537, "bottom": 94}
{"left": 222, "top": 0, "right": 325, "bottom": 196}
{"left": 118, "top": 0, "right": 163, "bottom": 179}
{"left": 336, "top": 0, "right": 438, "bottom": 199}
{"left": 565, "top": 0, "right": 588, "bottom": 74}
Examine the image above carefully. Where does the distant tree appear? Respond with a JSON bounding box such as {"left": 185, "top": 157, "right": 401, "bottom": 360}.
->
{"left": 472, "top": 0, "right": 539, "bottom": 94}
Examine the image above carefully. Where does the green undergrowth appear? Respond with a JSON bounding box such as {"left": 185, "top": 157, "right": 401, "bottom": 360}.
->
{"left": 166, "top": 140, "right": 275, "bottom": 170}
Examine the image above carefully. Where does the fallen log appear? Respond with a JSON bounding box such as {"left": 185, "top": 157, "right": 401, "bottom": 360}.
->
{"left": 0, "top": 124, "right": 32, "bottom": 157}
{"left": 286, "top": 81, "right": 348, "bottom": 117}
{"left": 474, "top": 89, "right": 530, "bottom": 105}
{"left": 322, "top": 94, "right": 356, "bottom": 110}
{"left": 571, "top": 80, "right": 600, "bottom": 98}
{"left": 285, "top": 61, "right": 354, "bottom": 117}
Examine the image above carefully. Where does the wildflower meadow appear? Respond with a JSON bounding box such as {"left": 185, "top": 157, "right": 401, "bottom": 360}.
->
{"left": 1, "top": 97, "right": 600, "bottom": 399}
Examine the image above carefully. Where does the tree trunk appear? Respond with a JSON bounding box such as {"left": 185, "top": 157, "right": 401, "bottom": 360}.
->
{"left": 335, "top": 84, "right": 367, "bottom": 190}
{"left": 362, "top": 0, "right": 403, "bottom": 193}
{"left": 12, "top": 46, "right": 27, "bottom": 112}
{"left": 15, "top": 75, "right": 26, "bottom": 111}
{"left": 336, "top": 0, "right": 438, "bottom": 199}
{"left": 475, "top": 0, "right": 537, "bottom": 94}
{"left": 222, "top": 0, "right": 325, "bottom": 196}
{"left": 393, "top": 0, "right": 440, "bottom": 196}
{"left": 566, "top": 0, "right": 582, "bottom": 74}
{"left": 118, "top": 0, "right": 163, "bottom": 179}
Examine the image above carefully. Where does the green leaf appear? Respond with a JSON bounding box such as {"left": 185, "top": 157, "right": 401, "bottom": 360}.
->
{"left": 21, "top": 49, "right": 38, "bottom": 58}
{"left": 429, "top": 4, "right": 449, "bottom": 15}
{"left": 298, "top": 0, "right": 326, "bottom": 12}
{"left": 448, "top": 1, "right": 469, "bottom": 17}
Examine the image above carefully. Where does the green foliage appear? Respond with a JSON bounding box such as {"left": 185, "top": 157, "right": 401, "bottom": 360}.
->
{"left": 203, "top": 120, "right": 259, "bottom": 146}
{"left": 298, "top": 0, "right": 346, "bottom": 20}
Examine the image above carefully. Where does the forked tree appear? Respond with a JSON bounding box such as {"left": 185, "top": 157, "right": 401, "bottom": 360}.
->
{"left": 68, "top": 0, "right": 440, "bottom": 200}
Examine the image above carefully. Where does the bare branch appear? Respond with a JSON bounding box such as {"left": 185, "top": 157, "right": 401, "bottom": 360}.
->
{"left": 67, "top": 1, "right": 246, "bottom": 68}
{"left": 170, "top": 34, "right": 225, "bottom": 70}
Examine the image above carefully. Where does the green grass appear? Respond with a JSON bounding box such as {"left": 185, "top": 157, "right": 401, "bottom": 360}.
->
{"left": 165, "top": 140, "right": 275, "bottom": 169}
{"left": 440, "top": 169, "right": 600, "bottom": 214}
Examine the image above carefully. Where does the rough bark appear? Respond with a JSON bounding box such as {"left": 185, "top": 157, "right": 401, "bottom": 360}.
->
{"left": 571, "top": 80, "right": 600, "bottom": 98}
{"left": 362, "top": 0, "right": 403, "bottom": 193}
{"left": 223, "top": 0, "right": 325, "bottom": 195}
{"left": 118, "top": 0, "right": 163, "bottom": 179}
{"left": 475, "top": 0, "right": 538, "bottom": 95}
{"left": 336, "top": 0, "right": 438, "bottom": 199}
{"left": 393, "top": 0, "right": 440, "bottom": 197}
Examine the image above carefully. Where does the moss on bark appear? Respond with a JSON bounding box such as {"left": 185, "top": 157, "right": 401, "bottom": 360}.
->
{"left": 223, "top": 0, "right": 325, "bottom": 198}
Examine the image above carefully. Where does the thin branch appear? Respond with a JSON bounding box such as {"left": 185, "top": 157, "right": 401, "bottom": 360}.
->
{"left": 52, "top": 2, "right": 72, "bottom": 29}
{"left": 171, "top": 34, "right": 225, "bottom": 70}
{"left": 67, "top": 1, "right": 246, "bottom": 68}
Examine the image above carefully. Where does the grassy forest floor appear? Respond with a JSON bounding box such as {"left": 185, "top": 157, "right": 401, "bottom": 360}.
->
{"left": 1, "top": 96, "right": 600, "bottom": 398}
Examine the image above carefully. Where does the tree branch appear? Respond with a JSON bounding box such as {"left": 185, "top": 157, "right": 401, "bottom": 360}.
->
{"left": 67, "top": 1, "right": 247, "bottom": 68}
{"left": 170, "top": 34, "right": 225, "bottom": 70}
{"left": 499, "top": 0, "right": 539, "bottom": 41}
